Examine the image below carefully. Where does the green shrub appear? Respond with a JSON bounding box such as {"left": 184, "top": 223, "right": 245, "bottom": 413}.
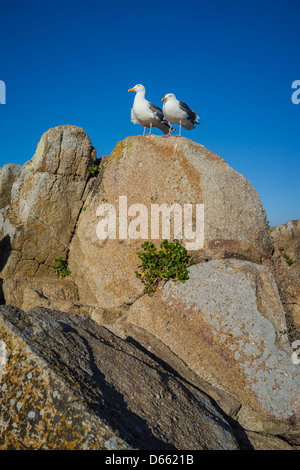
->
{"left": 135, "top": 240, "right": 196, "bottom": 294}
{"left": 53, "top": 256, "right": 71, "bottom": 278}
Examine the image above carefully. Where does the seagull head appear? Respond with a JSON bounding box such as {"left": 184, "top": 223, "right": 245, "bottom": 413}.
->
{"left": 162, "top": 93, "right": 176, "bottom": 102}
{"left": 128, "top": 84, "right": 145, "bottom": 93}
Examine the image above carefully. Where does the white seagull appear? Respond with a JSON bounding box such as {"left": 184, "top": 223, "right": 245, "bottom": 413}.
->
{"left": 128, "top": 84, "right": 172, "bottom": 135}
{"left": 161, "top": 93, "right": 200, "bottom": 137}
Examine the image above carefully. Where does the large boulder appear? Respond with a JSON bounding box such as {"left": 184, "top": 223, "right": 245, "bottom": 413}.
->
{"left": 0, "top": 125, "right": 96, "bottom": 307}
{"left": 69, "top": 135, "right": 273, "bottom": 313}
{"left": 0, "top": 305, "right": 239, "bottom": 450}
{"left": 67, "top": 136, "right": 300, "bottom": 439}
{"left": 125, "top": 259, "right": 300, "bottom": 438}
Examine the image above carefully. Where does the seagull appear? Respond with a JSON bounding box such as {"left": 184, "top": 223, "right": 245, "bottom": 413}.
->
{"left": 128, "top": 84, "right": 172, "bottom": 135}
{"left": 161, "top": 93, "right": 200, "bottom": 137}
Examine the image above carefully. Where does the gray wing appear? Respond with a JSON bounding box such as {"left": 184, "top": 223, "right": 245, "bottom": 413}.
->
{"left": 148, "top": 102, "right": 164, "bottom": 121}
{"left": 149, "top": 102, "right": 171, "bottom": 128}
{"left": 179, "top": 101, "right": 199, "bottom": 124}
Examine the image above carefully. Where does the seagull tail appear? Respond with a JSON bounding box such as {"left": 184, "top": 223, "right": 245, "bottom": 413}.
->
{"left": 161, "top": 120, "right": 176, "bottom": 133}
{"left": 158, "top": 121, "right": 174, "bottom": 134}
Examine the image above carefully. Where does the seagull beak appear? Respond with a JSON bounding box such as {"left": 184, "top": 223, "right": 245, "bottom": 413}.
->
{"left": 128, "top": 88, "right": 135, "bottom": 92}
{"left": 161, "top": 97, "right": 167, "bottom": 101}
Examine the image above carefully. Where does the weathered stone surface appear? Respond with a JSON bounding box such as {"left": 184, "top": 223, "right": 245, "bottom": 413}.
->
{"left": 0, "top": 164, "right": 21, "bottom": 209}
{"left": 109, "top": 320, "right": 242, "bottom": 420}
{"left": 126, "top": 259, "right": 300, "bottom": 436}
{"left": 69, "top": 136, "right": 273, "bottom": 312}
{"left": 272, "top": 220, "right": 300, "bottom": 266}
{"left": 0, "top": 125, "right": 96, "bottom": 282}
{"left": 240, "top": 431, "right": 298, "bottom": 450}
{"left": 1, "top": 129, "right": 298, "bottom": 449}
{"left": 2, "top": 278, "right": 80, "bottom": 314}
{"left": 0, "top": 305, "right": 239, "bottom": 450}
{"left": 271, "top": 220, "right": 300, "bottom": 333}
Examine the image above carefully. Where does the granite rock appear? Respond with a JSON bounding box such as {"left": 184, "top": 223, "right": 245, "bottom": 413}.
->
{"left": 0, "top": 305, "right": 239, "bottom": 450}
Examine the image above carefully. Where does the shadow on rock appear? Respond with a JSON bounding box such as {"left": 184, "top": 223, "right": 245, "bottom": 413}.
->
{"left": 0, "top": 235, "right": 11, "bottom": 272}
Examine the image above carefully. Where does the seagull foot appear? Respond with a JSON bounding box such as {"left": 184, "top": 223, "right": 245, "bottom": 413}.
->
{"left": 163, "top": 133, "right": 172, "bottom": 138}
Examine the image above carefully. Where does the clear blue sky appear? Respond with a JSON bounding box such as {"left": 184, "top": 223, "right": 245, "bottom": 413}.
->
{"left": 0, "top": 0, "right": 299, "bottom": 226}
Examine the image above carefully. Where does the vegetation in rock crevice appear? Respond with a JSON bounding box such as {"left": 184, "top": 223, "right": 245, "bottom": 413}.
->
{"left": 53, "top": 256, "right": 71, "bottom": 279}
{"left": 279, "top": 246, "right": 295, "bottom": 266}
{"left": 135, "top": 240, "right": 196, "bottom": 294}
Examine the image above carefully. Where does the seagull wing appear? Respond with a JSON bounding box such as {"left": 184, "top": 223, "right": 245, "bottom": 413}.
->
{"left": 149, "top": 102, "right": 171, "bottom": 128}
{"left": 148, "top": 102, "right": 164, "bottom": 121}
{"left": 179, "top": 101, "right": 199, "bottom": 124}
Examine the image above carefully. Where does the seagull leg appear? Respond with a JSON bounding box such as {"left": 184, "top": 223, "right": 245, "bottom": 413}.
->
{"left": 175, "top": 121, "right": 183, "bottom": 137}
{"left": 143, "top": 127, "right": 146, "bottom": 136}
{"left": 145, "top": 123, "right": 152, "bottom": 136}
{"left": 163, "top": 123, "right": 173, "bottom": 138}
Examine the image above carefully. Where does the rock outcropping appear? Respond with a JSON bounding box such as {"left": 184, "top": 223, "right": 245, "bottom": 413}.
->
{"left": 0, "top": 125, "right": 96, "bottom": 281}
{"left": 0, "top": 125, "right": 299, "bottom": 449}
{"left": 69, "top": 136, "right": 273, "bottom": 312}
{"left": 0, "top": 305, "right": 239, "bottom": 450}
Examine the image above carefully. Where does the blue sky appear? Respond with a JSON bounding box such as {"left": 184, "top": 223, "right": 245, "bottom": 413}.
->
{"left": 0, "top": 0, "right": 299, "bottom": 226}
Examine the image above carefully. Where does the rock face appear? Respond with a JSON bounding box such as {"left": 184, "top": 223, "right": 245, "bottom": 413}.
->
{"left": 126, "top": 260, "right": 300, "bottom": 436}
{"left": 69, "top": 136, "right": 273, "bottom": 312}
{"left": 1, "top": 128, "right": 299, "bottom": 449}
{"left": 0, "top": 125, "right": 96, "bottom": 278}
{"left": 0, "top": 125, "right": 96, "bottom": 308}
{"left": 271, "top": 220, "right": 300, "bottom": 333}
{"left": 0, "top": 305, "right": 239, "bottom": 450}
{"left": 272, "top": 220, "right": 300, "bottom": 264}
{"left": 0, "top": 164, "right": 21, "bottom": 209}
{"left": 2, "top": 278, "right": 79, "bottom": 315}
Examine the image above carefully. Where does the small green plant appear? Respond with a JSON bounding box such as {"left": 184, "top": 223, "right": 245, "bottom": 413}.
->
{"left": 279, "top": 246, "right": 295, "bottom": 266}
{"left": 284, "top": 253, "right": 295, "bottom": 266}
{"left": 135, "top": 240, "right": 196, "bottom": 294}
{"left": 53, "top": 256, "right": 71, "bottom": 278}
{"left": 89, "top": 164, "right": 99, "bottom": 176}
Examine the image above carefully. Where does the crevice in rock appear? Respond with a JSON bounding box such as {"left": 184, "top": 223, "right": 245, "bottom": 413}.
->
{"left": 0, "top": 235, "right": 12, "bottom": 272}
{"left": 272, "top": 241, "right": 300, "bottom": 345}
{"left": 276, "top": 272, "right": 300, "bottom": 344}
{"left": 0, "top": 279, "right": 5, "bottom": 305}
{"left": 65, "top": 163, "right": 100, "bottom": 267}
